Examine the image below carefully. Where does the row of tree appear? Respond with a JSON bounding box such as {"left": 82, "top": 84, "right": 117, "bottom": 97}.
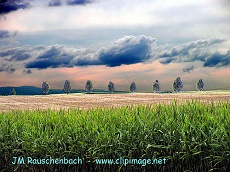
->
{"left": 41, "top": 77, "right": 204, "bottom": 95}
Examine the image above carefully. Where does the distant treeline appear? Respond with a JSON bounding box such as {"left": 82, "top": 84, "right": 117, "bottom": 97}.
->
{"left": 0, "top": 86, "right": 128, "bottom": 96}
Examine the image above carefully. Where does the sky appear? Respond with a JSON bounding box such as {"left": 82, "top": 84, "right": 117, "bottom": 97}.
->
{"left": 0, "top": 0, "right": 230, "bottom": 92}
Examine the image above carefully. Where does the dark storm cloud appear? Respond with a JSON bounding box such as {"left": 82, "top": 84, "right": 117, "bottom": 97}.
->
{"left": 160, "top": 38, "right": 226, "bottom": 59}
{"left": 66, "top": 0, "right": 94, "bottom": 6}
{"left": 25, "top": 45, "right": 75, "bottom": 69}
{"left": 37, "top": 45, "right": 62, "bottom": 59}
{"left": 26, "top": 60, "right": 59, "bottom": 69}
{"left": 8, "top": 53, "right": 31, "bottom": 61}
{"left": 48, "top": 0, "right": 62, "bottom": 7}
{"left": 98, "top": 35, "right": 156, "bottom": 67}
{"left": 182, "top": 65, "right": 194, "bottom": 73}
{"left": 25, "top": 45, "right": 101, "bottom": 69}
{"left": 48, "top": 0, "right": 95, "bottom": 6}
{"left": 7, "top": 67, "right": 15, "bottom": 73}
{"left": 0, "top": 64, "right": 15, "bottom": 73}
{"left": 158, "top": 38, "right": 228, "bottom": 67}
{"left": 203, "top": 51, "right": 230, "bottom": 67}
{"left": 25, "top": 35, "right": 156, "bottom": 69}
{"left": 0, "top": 0, "right": 30, "bottom": 15}
{"left": 0, "top": 30, "right": 10, "bottom": 39}
{"left": 0, "top": 47, "right": 31, "bottom": 61}
{"left": 160, "top": 57, "right": 174, "bottom": 64}
{"left": 0, "top": 30, "right": 18, "bottom": 39}
{"left": 1, "top": 36, "right": 229, "bottom": 70}
{"left": 22, "top": 69, "right": 32, "bottom": 74}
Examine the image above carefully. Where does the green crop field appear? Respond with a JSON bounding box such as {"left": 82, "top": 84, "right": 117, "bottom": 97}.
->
{"left": 0, "top": 100, "right": 230, "bottom": 171}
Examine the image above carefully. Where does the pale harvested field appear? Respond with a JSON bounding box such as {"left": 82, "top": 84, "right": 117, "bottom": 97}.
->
{"left": 0, "top": 92, "right": 230, "bottom": 111}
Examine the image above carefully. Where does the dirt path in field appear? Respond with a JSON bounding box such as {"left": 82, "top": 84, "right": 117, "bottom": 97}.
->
{"left": 0, "top": 92, "right": 230, "bottom": 111}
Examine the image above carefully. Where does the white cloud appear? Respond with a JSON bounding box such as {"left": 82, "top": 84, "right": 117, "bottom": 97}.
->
{"left": 0, "top": 0, "right": 229, "bottom": 51}
{"left": 3, "top": 0, "right": 228, "bottom": 32}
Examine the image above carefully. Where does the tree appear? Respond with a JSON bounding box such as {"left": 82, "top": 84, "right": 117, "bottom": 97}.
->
{"left": 172, "top": 77, "right": 183, "bottom": 92}
{"left": 9, "top": 87, "right": 16, "bottom": 95}
{"left": 130, "top": 82, "right": 136, "bottom": 93}
{"left": 85, "top": 80, "right": 93, "bottom": 93}
{"left": 108, "top": 81, "right": 115, "bottom": 93}
{"left": 63, "top": 80, "right": 71, "bottom": 94}
{"left": 42, "top": 81, "right": 50, "bottom": 95}
{"left": 196, "top": 79, "right": 204, "bottom": 91}
{"left": 153, "top": 80, "right": 160, "bottom": 93}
